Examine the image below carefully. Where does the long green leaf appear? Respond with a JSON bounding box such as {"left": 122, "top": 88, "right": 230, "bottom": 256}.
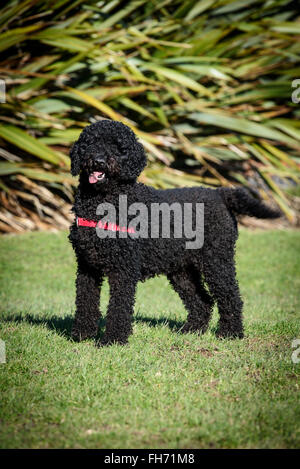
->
{"left": 189, "top": 111, "right": 300, "bottom": 148}
{"left": 0, "top": 125, "right": 69, "bottom": 167}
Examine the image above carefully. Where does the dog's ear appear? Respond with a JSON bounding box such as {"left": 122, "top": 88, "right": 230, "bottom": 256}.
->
{"left": 119, "top": 140, "right": 147, "bottom": 181}
{"left": 70, "top": 141, "right": 81, "bottom": 176}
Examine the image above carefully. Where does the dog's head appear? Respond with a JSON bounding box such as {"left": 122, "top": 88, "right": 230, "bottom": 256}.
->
{"left": 70, "top": 120, "right": 147, "bottom": 187}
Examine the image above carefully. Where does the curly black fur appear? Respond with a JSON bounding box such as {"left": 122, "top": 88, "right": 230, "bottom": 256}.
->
{"left": 69, "top": 120, "right": 281, "bottom": 346}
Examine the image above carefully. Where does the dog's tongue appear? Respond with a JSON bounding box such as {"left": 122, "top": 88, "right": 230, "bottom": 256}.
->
{"left": 89, "top": 172, "right": 103, "bottom": 184}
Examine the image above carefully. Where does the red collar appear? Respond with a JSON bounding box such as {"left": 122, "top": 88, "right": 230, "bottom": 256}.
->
{"left": 76, "top": 217, "right": 97, "bottom": 228}
{"left": 76, "top": 217, "right": 135, "bottom": 234}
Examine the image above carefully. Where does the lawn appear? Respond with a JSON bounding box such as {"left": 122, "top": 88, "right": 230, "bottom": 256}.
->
{"left": 0, "top": 229, "right": 299, "bottom": 449}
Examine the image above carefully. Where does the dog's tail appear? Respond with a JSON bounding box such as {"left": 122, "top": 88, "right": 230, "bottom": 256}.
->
{"left": 219, "top": 187, "right": 281, "bottom": 219}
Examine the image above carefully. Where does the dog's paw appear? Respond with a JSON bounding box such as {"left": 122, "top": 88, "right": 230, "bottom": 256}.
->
{"left": 96, "top": 335, "right": 129, "bottom": 347}
{"left": 181, "top": 323, "right": 208, "bottom": 335}
{"left": 216, "top": 329, "right": 244, "bottom": 340}
{"left": 71, "top": 327, "right": 98, "bottom": 342}
{"left": 71, "top": 329, "right": 83, "bottom": 342}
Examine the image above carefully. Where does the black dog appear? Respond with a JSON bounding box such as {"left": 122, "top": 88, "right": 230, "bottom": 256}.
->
{"left": 69, "top": 120, "right": 280, "bottom": 346}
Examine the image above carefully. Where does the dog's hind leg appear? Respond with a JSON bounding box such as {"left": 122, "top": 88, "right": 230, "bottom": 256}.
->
{"left": 98, "top": 270, "right": 138, "bottom": 346}
{"left": 168, "top": 268, "right": 214, "bottom": 334}
{"left": 71, "top": 260, "right": 102, "bottom": 342}
{"left": 203, "top": 258, "right": 244, "bottom": 339}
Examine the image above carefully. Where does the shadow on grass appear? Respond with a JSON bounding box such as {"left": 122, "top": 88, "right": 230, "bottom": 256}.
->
{"left": 1, "top": 312, "right": 185, "bottom": 341}
{"left": 1, "top": 313, "right": 76, "bottom": 338}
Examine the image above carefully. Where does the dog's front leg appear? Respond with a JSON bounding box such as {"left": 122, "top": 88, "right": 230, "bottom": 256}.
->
{"left": 71, "top": 260, "right": 102, "bottom": 342}
{"left": 98, "top": 271, "right": 138, "bottom": 346}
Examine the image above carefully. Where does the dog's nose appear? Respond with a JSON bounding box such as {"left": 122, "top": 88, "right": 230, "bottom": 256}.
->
{"left": 95, "top": 156, "right": 106, "bottom": 165}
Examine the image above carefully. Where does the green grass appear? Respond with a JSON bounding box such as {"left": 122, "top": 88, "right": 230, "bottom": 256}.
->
{"left": 0, "top": 229, "right": 300, "bottom": 449}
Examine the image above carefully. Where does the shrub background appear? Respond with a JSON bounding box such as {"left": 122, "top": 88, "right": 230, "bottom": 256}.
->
{"left": 0, "top": 0, "right": 299, "bottom": 232}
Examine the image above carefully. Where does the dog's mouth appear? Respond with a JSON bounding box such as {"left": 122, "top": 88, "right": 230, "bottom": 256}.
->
{"left": 88, "top": 171, "right": 106, "bottom": 184}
